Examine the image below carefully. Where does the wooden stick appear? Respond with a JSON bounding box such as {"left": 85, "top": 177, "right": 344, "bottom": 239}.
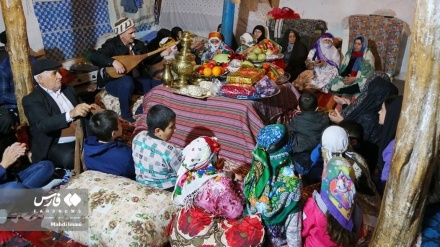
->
{"left": 105, "top": 41, "right": 180, "bottom": 79}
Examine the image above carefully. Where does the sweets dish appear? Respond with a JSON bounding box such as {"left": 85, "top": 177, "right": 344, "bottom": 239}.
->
{"left": 172, "top": 85, "right": 213, "bottom": 99}
{"left": 220, "top": 75, "right": 280, "bottom": 100}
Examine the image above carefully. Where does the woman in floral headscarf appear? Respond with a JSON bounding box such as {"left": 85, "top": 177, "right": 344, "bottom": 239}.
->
{"left": 302, "top": 156, "right": 363, "bottom": 247}
{"left": 293, "top": 33, "right": 340, "bottom": 92}
{"left": 328, "top": 35, "right": 375, "bottom": 95}
{"left": 172, "top": 136, "right": 243, "bottom": 218}
{"left": 236, "top": 32, "right": 256, "bottom": 54}
{"left": 200, "top": 31, "right": 233, "bottom": 63}
{"left": 170, "top": 136, "right": 265, "bottom": 247}
{"left": 244, "top": 124, "right": 302, "bottom": 247}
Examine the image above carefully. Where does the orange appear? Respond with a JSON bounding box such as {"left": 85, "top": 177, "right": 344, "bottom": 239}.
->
{"left": 212, "top": 66, "right": 222, "bottom": 76}
{"left": 203, "top": 67, "right": 212, "bottom": 77}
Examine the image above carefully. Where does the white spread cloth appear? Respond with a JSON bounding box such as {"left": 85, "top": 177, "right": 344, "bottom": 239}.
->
{"left": 159, "top": 0, "right": 271, "bottom": 39}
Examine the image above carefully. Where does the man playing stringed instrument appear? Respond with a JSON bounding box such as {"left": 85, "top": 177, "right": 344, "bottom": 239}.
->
{"left": 89, "top": 17, "right": 172, "bottom": 123}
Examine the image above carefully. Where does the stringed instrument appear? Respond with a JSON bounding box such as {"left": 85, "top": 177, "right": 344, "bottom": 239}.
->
{"left": 105, "top": 41, "right": 180, "bottom": 79}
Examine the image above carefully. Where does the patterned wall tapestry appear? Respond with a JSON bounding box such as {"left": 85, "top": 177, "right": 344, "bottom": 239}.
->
{"left": 33, "top": 0, "right": 157, "bottom": 62}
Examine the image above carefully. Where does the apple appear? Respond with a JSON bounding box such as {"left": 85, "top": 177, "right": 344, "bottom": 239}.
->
{"left": 257, "top": 54, "right": 266, "bottom": 62}
{"left": 248, "top": 53, "right": 258, "bottom": 61}
{"left": 253, "top": 47, "right": 262, "bottom": 55}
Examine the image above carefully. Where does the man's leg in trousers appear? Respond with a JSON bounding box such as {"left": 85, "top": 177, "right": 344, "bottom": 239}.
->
{"left": 18, "top": 160, "right": 55, "bottom": 188}
{"left": 48, "top": 142, "right": 75, "bottom": 170}
{"left": 136, "top": 77, "right": 162, "bottom": 94}
{"left": 105, "top": 76, "right": 136, "bottom": 121}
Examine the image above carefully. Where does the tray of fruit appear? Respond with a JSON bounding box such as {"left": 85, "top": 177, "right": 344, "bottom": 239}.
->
{"left": 219, "top": 75, "right": 280, "bottom": 100}
{"left": 195, "top": 60, "right": 229, "bottom": 79}
{"left": 246, "top": 39, "right": 283, "bottom": 63}
{"left": 256, "top": 63, "right": 289, "bottom": 84}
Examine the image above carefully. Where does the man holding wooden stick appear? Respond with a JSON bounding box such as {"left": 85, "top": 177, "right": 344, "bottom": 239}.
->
{"left": 88, "top": 17, "right": 171, "bottom": 123}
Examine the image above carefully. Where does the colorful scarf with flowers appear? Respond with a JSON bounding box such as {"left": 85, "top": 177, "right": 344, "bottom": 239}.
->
{"left": 244, "top": 124, "right": 302, "bottom": 225}
{"left": 321, "top": 156, "right": 356, "bottom": 231}
{"left": 172, "top": 136, "right": 221, "bottom": 207}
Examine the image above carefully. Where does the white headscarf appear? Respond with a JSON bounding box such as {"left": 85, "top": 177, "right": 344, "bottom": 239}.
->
{"left": 209, "top": 37, "right": 221, "bottom": 52}
{"left": 321, "top": 126, "right": 349, "bottom": 161}
{"left": 313, "top": 33, "right": 340, "bottom": 68}
{"left": 240, "top": 32, "right": 255, "bottom": 47}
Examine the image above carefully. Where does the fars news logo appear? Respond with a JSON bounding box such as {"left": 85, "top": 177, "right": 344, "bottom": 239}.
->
{"left": 34, "top": 192, "right": 82, "bottom": 207}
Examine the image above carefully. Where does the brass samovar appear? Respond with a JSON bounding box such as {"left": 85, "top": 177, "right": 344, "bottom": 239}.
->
{"left": 172, "top": 31, "right": 197, "bottom": 88}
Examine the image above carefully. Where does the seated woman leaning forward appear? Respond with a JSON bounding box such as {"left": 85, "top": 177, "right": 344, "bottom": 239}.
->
{"left": 172, "top": 136, "right": 243, "bottom": 219}
{"left": 293, "top": 33, "right": 340, "bottom": 93}
{"left": 328, "top": 35, "right": 375, "bottom": 95}
{"left": 244, "top": 124, "right": 303, "bottom": 247}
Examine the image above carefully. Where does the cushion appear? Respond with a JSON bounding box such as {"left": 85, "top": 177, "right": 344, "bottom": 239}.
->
{"left": 43, "top": 171, "right": 176, "bottom": 247}
{"left": 95, "top": 89, "right": 143, "bottom": 116}
{"left": 169, "top": 207, "right": 265, "bottom": 247}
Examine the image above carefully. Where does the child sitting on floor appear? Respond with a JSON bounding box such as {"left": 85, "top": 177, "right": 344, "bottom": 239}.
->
{"left": 132, "top": 104, "right": 182, "bottom": 191}
{"left": 302, "top": 156, "right": 363, "bottom": 247}
{"left": 288, "top": 92, "right": 329, "bottom": 175}
{"left": 84, "top": 110, "right": 135, "bottom": 179}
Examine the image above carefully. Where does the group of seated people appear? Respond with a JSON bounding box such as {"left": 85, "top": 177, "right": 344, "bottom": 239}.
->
{"left": 0, "top": 15, "right": 407, "bottom": 246}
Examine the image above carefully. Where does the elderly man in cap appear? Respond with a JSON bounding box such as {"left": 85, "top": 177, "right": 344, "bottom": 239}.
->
{"left": 88, "top": 17, "right": 171, "bottom": 123}
{"left": 22, "top": 59, "right": 93, "bottom": 170}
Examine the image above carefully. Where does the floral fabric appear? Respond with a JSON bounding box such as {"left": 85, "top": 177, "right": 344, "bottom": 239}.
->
{"left": 43, "top": 170, "right": 176, "bottom": 247}
{"left": 169, "top": 207, "right": 265, "bottom": 247}
{"left": 95, "top": 89, "right": 143, "bottom": 116}
{"left": 194, "top": 176, "right": 244, "bottom": 219}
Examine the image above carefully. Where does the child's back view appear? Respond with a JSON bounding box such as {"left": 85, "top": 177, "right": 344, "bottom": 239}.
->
{"left": 132, "top": 104, "right": 182, "bottom": 191}
{"left": 289, "top": 92, "right": 330, "bottom": 154}
{"left": 302, "top": 156, "right": 363, "bottom": 247}
{"left": 84, "top": 110, "right": 135, "bottom": 179}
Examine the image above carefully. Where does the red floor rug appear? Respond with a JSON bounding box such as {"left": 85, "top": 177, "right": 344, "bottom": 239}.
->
{"left": 16, "top": 231, "right": 86, "bottom": 247}
{"left": 0, "top": 227, "right": 85, "bottom": 247}
{"left": 316, "top": 91, "right": 337, "bottom": 111}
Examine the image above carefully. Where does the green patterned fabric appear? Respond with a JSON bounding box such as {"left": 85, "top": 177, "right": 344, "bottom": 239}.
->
{"left": 244, "top": 124, "right": 302, "bottom": 225}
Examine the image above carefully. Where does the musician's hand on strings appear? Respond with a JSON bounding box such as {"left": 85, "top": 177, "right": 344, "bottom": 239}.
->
{"left": 112, "top": 60, "right": 126, "bottom": 74}
{"left": 160, "top": 48, "right": 172, "bottom": 58}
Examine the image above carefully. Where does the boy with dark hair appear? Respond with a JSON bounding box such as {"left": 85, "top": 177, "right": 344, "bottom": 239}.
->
{"left": 339, "top": 120, "right": 378, "bottom": 174}
{"left": 288, "top": 92, "right": 330, "bottom": 176}
{"left": 84, "top": 110, "right": 135, "bottom": 179}
{"left": 132, "top": 104, "right": 182, "bottom": 191}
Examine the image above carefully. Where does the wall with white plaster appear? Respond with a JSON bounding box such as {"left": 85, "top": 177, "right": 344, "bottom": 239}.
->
{"left": 280, "top": 0, "right": 416, "bottom": 80}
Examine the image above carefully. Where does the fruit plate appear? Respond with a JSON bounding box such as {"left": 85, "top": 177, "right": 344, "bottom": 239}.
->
{"left": 171, "top": 89, "right": 211, "bottom": 99}
{"left": 194, "top": 65, "right": 229, "bottom": 79}
{"left": 276, "top": 72, "right": 291, "bottom": 84}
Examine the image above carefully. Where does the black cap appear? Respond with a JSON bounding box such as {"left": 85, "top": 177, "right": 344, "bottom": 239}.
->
{"left": 0, "top": 31, "right": 6, "bottom": 45}
{"left": 32, "top": 59, "right": 62, "bottom": 76}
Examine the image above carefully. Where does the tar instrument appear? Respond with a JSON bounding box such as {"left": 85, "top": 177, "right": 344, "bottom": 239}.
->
{"left": 105, "top": 41, "right": 180, "bottom": 79}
